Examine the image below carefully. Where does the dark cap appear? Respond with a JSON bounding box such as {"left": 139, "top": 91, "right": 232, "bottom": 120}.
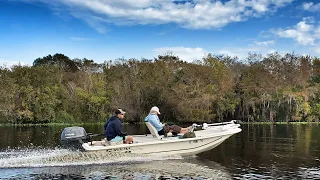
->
{"left": 115, "top": 109, "right": 126, "bottom": 115}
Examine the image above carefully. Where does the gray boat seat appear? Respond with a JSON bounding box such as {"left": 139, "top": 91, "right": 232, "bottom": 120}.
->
{"left": 145, "top": 122, "right": 174, "bottom": 139}
{"left": 145, "top": 122, "right": 161, "bottom": 138}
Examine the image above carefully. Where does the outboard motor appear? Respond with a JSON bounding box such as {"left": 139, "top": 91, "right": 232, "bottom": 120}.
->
{"left": 60, "top": 126, "right": 91, "bottom": 150}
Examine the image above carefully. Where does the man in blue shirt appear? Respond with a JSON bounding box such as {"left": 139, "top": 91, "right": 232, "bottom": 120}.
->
{"left": 105, "top": 109, "right": 133, "bottom": 144}
{"left": 145, "top": 106, "right": 190, "bottom": 136}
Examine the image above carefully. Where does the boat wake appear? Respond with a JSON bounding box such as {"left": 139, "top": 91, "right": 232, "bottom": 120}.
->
{"left": 0, "top": 148, "right": 183, "bottom": 168}
{"left": 0, "top": 148, "right": 232, "bottom": 179}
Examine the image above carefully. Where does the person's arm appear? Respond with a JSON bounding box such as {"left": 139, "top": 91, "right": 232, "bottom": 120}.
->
{"left": 156, "top": 116, "right": 166, "bottom": 127}
{"left": 104, "top": 119, "right": 109, "bottom": 130}
{"left": 114, "top": 120, "right": 126, "bottom": 136}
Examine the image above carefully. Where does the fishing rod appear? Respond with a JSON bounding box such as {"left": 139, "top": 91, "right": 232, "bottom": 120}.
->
{"left": 193, "top": 120, "right": 241, "bottom": 130}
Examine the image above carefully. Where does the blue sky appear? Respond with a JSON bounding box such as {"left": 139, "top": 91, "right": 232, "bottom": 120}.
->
{"left": 1, "top": 0, "right": 320, "bottom": 66}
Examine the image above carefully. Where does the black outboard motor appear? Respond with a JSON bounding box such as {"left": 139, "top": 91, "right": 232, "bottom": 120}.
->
{"left": 60, "top": 126, "right": 91, "bottom": 150}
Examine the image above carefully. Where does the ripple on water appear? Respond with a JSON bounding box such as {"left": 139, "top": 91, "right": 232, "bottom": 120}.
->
{"left": 0, "top": 148, "right": 233, "bottom": 179}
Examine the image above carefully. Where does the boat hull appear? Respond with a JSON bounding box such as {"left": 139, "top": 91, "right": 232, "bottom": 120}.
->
{"left": 82, "top": 124, "right": 241, "bottom": 156}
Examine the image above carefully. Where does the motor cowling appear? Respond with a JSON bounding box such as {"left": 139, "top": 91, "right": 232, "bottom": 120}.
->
{"left": 60, "top": 126, "right": 90, "bottom": 150}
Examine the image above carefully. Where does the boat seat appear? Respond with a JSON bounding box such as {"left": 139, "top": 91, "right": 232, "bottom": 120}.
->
{"left": 145, "top": 122, "right": 161, "bottom": 139}
{"left": 145, "top": 122, "right": 174, "bottom": 139}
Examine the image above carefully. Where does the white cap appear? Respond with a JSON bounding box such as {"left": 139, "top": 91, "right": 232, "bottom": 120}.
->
{"left": 115, "top": 109, "right": 126, "bottom": 115}
{"left": 150, "top": 106, "right": 161, "bottom": 114}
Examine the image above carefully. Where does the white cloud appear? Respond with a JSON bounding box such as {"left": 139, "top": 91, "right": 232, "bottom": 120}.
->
{"left": 314, "top": 46, "right": 320, "bottom": 54}
{"left": 303, "top": 2, "right": 314, "bottom": 10}
{"left": 217, "top": 45, "right": 292, "bottom": 61}
{"left": 271, "top": 18, "right": 320, "bottom": 46}
{"left": 153, "top": 47, "right": 207, "bottom": 62}
{"left": 153, "top": 40, "right": 292, "bottom": 62}
{"left": 218, "top": 47, "right": 262, "bottom": 60}
{"left": 296, "top": 21, "right": 313, "bottom": 32}
{"left": 254, "top": 40, "right": 275, "bottom": 46}
{"left": 315, "top": 26, "right": 320, "bottom": 38}
{"left": 302, "top": 2, "right": 320, "bottom": 11}
{"left": 27, "top": 0, "right": 293, "bottom": 32}
{"left": 0, "top": 59, "right": 29, "bottom": 68}
{"left": 154, "top": 42, "right": 282, "bottom": 62}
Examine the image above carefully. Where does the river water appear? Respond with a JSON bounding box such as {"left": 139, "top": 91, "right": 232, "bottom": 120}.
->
{"left": 0, "top": 123, "right": 319, "bottom": 179}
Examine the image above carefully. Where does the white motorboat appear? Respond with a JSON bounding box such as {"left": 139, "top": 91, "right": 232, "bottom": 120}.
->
{"left": 60, "top": 121, "right": 241, "bottom": 156}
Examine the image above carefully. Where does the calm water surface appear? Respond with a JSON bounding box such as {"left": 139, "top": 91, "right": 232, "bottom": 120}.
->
{"left": 0, "top": 124, "right": 319, "bottom": 179}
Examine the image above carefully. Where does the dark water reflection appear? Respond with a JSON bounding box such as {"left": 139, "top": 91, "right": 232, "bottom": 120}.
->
{"left": 0, "top": 124, "right": 320, "bottom": 179}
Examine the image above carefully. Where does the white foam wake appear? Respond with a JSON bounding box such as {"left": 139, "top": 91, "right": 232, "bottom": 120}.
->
{"left": 0, "top": 148, "right": 183, "bottom": 168}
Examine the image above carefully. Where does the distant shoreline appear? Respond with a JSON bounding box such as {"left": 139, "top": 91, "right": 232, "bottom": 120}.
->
{"left": 0, "top": 121, "right": 319, "bottom": 127}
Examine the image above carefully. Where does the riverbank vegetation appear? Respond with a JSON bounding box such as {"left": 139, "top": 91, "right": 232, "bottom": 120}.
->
{"left": 0, "top": 52, "right": 319, "bottom": 124}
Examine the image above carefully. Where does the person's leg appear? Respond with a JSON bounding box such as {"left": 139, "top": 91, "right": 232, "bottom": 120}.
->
{"left": 108, "top": 136, "right": 123, "bottom": 145}
{"left": 180, "top": 128, "right": 189, "bottom": 134}
{"left": 125, "top": 136, "right": 133, "bottom": 144}
{"left": 163, "top": 125, "right": 171, "bottom": 137}
{"left": 110, "top": 136, "right": 123, "bottom": 142}
{"left": 169, "top": 125, "right": 191, "bottom": 134}
{"left": 158, "top": 129, "right": 165, "bottom": 135}
{"left": 170, "top": 125, "right": 182, "bottom": 134}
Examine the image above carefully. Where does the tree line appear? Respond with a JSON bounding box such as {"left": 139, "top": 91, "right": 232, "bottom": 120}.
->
{"left": 0, "top": 52, "right": 319, "bottom": 124}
